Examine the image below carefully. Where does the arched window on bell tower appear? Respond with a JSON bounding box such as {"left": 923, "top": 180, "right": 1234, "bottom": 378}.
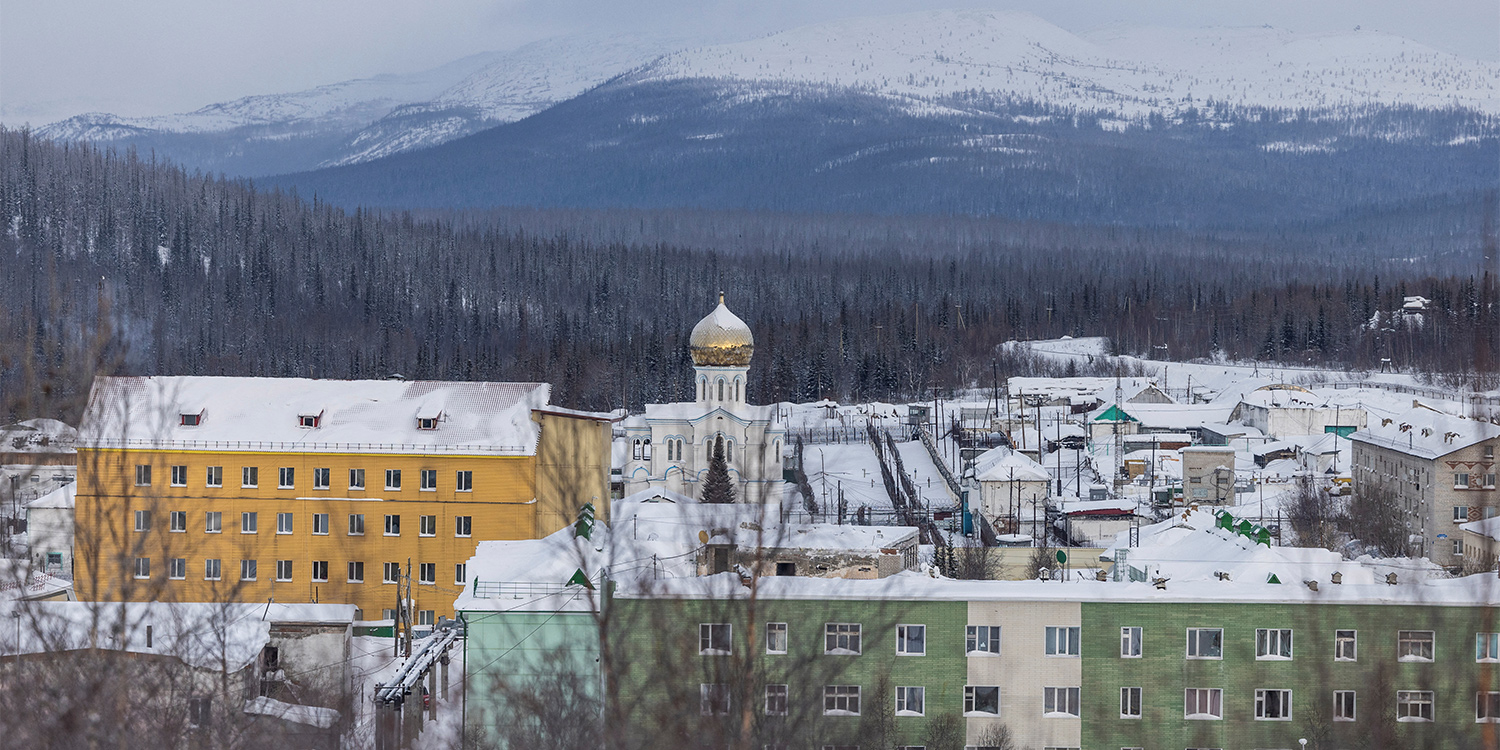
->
{"left": 717, "top": 378, "right": 725, "bottom": 402}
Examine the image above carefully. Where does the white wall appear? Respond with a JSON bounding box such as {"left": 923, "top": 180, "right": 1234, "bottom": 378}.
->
{"left": 965, "top": 600, "right": 1081, "bottom": 748}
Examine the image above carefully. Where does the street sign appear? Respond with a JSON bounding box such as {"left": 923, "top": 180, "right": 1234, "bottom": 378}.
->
{"left": 1056, "top": 550, "right": 1068, "bottom": 564}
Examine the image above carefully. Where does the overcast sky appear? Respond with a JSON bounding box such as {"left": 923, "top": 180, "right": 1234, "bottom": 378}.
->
{"left": 3, "top": 0, "right": 1496, "bottom": 125}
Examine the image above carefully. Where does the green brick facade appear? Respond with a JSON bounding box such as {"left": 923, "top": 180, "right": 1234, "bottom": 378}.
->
{"left": 1082, "top": 601, "right": 1500, "bottom": 749}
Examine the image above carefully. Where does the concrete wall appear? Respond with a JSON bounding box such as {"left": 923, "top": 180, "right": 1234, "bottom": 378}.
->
{"left": 26, "top": 505, "right": 74, "bottom": 576}
{"left": 965, "top": 600, "right": 1082, "bottom": 748}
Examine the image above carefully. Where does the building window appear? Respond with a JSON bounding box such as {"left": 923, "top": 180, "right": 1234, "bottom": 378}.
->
{"left": 700, "top": 623, "right": 733, "bottom": 655}
{"left": 312, "top": 561, "right": 328, "bottom": 582}
{"left": 134, "top": 557, "right": 150, "bottom": 579}
{"left": 206, "top": 466, "right": 222, "bottom": 487}
{"left": 1398, "top": 691, "right": 1434, "bottom": 722}
{"left": 1335, "top": 629, "right": 1357, "bottom": 661}
{"left": 1046, "top": 626, "right": 1081, "bottom": 657}
{"left": 1398, "top": 631, "right": 1435, "bottom": 662}
{"left": 1487, "top": 474, "right": 1497, "bottom": 488}
{"left": 631, "top": 439, "right": 642, "bottom": 461}
{"left": 456, "top": 470, "right": 472, "bottom": 492}
{"left": 420, "top": 469, "right": 437, "bottom": 491}
{"left": 1478, "top": 633, "right": 1500, "bottom": 662}
{"left": 385, "top": 469, "right": 401, "bottom": 490}
{"left": 313, "top": 513, "right": 329, "bottom": 535}
{"left": 1184, "top": 688, "right": 1223, "bottom": 719}
{"left": 1456, "top": 539, "right": 1466, "bottom": 555}
{"left": 717, "top": 379, "right": 725, "bottom": 401}
{"left": 419, "top": 562, "right": 435, "bottom": 585}
{"left": 966, "top": 625, "right": 1000, "bottom": 655}
{"left": 825, "top": 623, "right": 862, "bottom": 655}
{"left": 349, "top": 468, "right": 365, "bottom": 490}
{"left": 241, "top": 559, "right": 257, "bottom": 581}
{"left": 1255, "top": 689, "right": 1292, "bottom": 720}
{"left": 417, "top": 417, "right": 438, "bottom": 431}
{"left": 766, "top": 622, "right": 788, "bottom": 654}
{"left": 313, "top": 468, "right": 330, "bottom": 489}
{"left": 897, "top": 624, "right": 926, "bottom": 655}
{"left": 1120, "top": 626, "right": 1142, "bottom": 657}
{"left": 420, "top": 515, "right": 436, "bottom": 536}
{"left": 276, "top": 512, "right": 293, "bottom": 535}
{"left": 765, "top": 684, "right": 789, "bottom": 716}
{"left": 383, "top": 562, "right": 400, "bottom": 584}
{"left": 1334, "top": 690, "right": 1356, "bottom": 722}
{"left": 1256, "top": 628, "right": 1293, "bottom": 660}
{"left": 299, "top": 414, "right": 318, "bottom": 428}
{"left": 348, "top": 561, "right": 364, "bottom": 583}
{"left": 169, "top": 557, "right": 186, "bottom": 580}
{"left": 235, "top": 511, "right": 256, "bottom": 534}
{"left": 242, "top": 466, "right": 258, "bottom": 488}
{"left": 188, "top": 697, "right": 212, "bottom": 728}
{"left": 700, "top": 684, "right": 730, "bottom": 716}
{"left": 1186, "top": 628, "right": 1223, "bottom": 659}
{"left": 1455, "top": 506, "right": 1470, "bottom": 522}
{"left": 824, "top": 685, "right": 861, "bottom": 716}
{"left": 418, "top": 610, "right": 434, "bottom": 627}
{"left": 384, "top": 514, "right": 400, "bottom": 536}
{"left": 348, "top": 514, "right": 365, "bottom": 536}
{"left": 276, "top": 560, "right": 292, "bottom": 581}
{"left": 135, "top": 465, "right": 152, "bottom": 486}
{"left": 205, "top": 511, "right": 222, "bottom": 533}
{"left": 278, "top": 467, "right": 294, "bottom": 489}
{"left": 1121, "top": 687, "right": 1142, "bottom": 718}
{"left": 1457, "top": 473, "right": 1471, "bottom": 488}
{"left": 134, "top": 510, "right": 151, "bottom": 532}
{"left": 204, "top": 558, "right": 221, "bottom": 581}
{"left": 1044, "top": 686, "right": 1081, "bottom": 717}
{"left": 180, "top": 413, "right": 202, "bottom": 427}
{"left": 170, "top": 510, "right": 186, "bottom": 532}
{"left": 963, "top": 685, "right": 1000, "bottom": 716}
{"left": 896, "top": 685, "right": 925, "bottom": 716}
{"left": 170, "top": 465, "right": 187, "bottom": 487}
{"left": 1479, "top": 692, "right": 1500, "bottom": 723}
{"left": 454, "top": 563, "right": 466, "bottom": 585}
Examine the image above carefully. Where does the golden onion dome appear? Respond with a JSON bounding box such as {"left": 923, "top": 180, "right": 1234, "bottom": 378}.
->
{"left": 689, "top": 293, "right": 754, "bottom": 367}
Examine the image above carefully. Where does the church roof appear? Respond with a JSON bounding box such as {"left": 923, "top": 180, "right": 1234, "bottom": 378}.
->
{"left": 689, "top": 294, "right": 754, "bottom": 367}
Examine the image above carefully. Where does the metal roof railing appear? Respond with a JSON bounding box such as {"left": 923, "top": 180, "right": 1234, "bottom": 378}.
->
{"left": 76, "top": 438, "right": 530, "bottom": 455}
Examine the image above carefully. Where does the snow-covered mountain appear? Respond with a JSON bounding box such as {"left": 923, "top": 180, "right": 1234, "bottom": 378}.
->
{"left": 35, "top": 11, "right": 1500, "bottom": 178}
{"left": 635, "top": 10, "right": 1500, "bottom": 119}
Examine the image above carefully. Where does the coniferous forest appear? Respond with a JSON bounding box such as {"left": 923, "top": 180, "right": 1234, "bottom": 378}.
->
{"left": 1, "top": 128, "right": 1496, "bottom": 421}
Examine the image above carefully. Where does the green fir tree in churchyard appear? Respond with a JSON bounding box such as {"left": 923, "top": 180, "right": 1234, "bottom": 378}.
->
{"left": 700, "top": 436, "right": 736, "bottom": 504}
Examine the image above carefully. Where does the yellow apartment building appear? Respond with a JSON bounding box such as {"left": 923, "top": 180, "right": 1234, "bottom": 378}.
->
{"left": 73, "top": 376, "right": 612, "bottom": 623}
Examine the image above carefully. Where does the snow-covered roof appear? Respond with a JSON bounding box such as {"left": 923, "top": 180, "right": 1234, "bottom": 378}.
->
{"left": 1056, "top": 498, "right": 1137, "bottom": 516}
{"left": 243, "top": 696, "right": 341, "bottom": 728}
{"left": 0, "top": 601, "right": 355, "bottom": 670}
{"left": 971, "top": 447, "right": 1050, "bottom": 482}
{"left": 634, "top": 401, "right": 781, "bottom": 424}
{"left": 1351, "top": 406, "right": 1500, "bottom": 459}
{"left": 78, "top": 376, "right": 552, "bottom": 455}
{"left": 24, "top": 482, "right": 75, "bottom": 510}
{"left": 0, "top": 418, "right": 78, "bottom": 454}
{"left": 1460, "top": 517, "right": 1500, "bottom": 542}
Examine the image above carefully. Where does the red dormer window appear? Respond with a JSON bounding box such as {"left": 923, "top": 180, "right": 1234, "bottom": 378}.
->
{"left": 417, "top": 417, "right": 438, "bottom": 431}
{"left": 299, "top": 414, "right": 320, "bottom": 428}
{"left": 180, "top": 413, "right": 202, "bottom": 426}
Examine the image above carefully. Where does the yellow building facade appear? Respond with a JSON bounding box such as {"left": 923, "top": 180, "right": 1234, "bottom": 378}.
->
{"left": 73, "top": 377, "right": 611, "bottom": 622}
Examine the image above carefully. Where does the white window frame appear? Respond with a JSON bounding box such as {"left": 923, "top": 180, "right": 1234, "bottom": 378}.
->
{"left": 313, "top": 513, "right": 329, "bottom": 535}
{"left": 1479, "top": 633, "right": 1500, "bottom": 662}
{"left": 1120, "top": 626, "right": 1142, "bottom": 658}
{"left": 1398, "top": 631, "right": 1435, "bottom": 662}
{"left": 384, "top": 514, "right": 400, "bottom": 536}
{"left": 1397, "top": 690, "right": 1434, "bottom": 722}
{"left": 277, "top": 467, "right": 294, "bottom": 489}
{"left": 699, "top": 623, "right": 733, "bottom": 655}
{"left": 764, "top": 684, "right": 788, "bottom": 716}
{"left": 240, "top": 559, "right": 257, "bottom": 581}
{"left": 824, "top": 685, "right": 861, "bottom": 716}
{"left": 420, "top": 514, "right": 436, "bottom": 537}
{"left": 456, "top": 470, "right": 473, "bottom": 492}
{"left": 1455, "top": 505, "right": 1470, "bottom": 522}
{"left": 966, "top": 624, "right": 1000, "bottom": 655}
{"left": 205, "top": 511, "right": 222, "bottom": 533}
{"left": 454, "top": 563, "right": 467, "bottom": 585}
{"left": 135, "top": 464, "right": 152, "bottom": 487}
{"left": 169, "top": 510, "right": 186, "bottom": 533}
{"left": 1254, "top": 688, "right": 1292, "bottom": 721}
{"left": 349, "top": 468, "right": 365, "bottom": 490}
{"left": 419, "top": 562, "right": 435, "bottom": 585}
{"left": 276, "top": 512, "right": 293, "bottom": 535}
{"left": 349, "top": 513, "right": 365, "bottom": 536}
{"left": 275, "top": 560, "right": 292, "bottom": 582}
{"left": 1184, "top": 688, "right": 1223, "bottom": 720}
{"left": 205, "top": 466, "right": 222, "bottom": 487}
{"left": 1186, "top": 628, "right": 1223, "bottom": 659}
{"left": 312, "top": 560, "right": 328, "bottom": 583}
{"left": 455, "top": 515, "right": 472, "bottom": 537}
{"left": 204, "top": 558, "right": 221, "bottom": 581}
{"left": 348, "top": 561, "right": 364, "bottom": 583}
{"left": 134, "top": 557, "right": 150, "bottom": 579}
{"left": 241, "top": 466, "right": 257, "bottom": 488}
{"left": 420, "top": 469, "right": 437, "bottom": 491}
{"left": 385, "top": 469, "right": 401, "bottom": 490}
{"left": 134, "top": 510, "right": 151, "bottom": 532}
{"left": 824, "top": 623, "right": 861, "bottom": 655}
{"left": 1256, "top": 628, "right": 1293, "bottom": 660}
{"left": 963, "top": 685, "right": 1000, "bottom": 716}
{"left": 895, "top": 685, "right": 925, "bottom": 716}
{"left": 897, "top": 624, "right": 926, "bottom": 656}
{"left": 1044, "top": 686, "right": 1081, "bottom": 717}
{"left": 313, "top": 467, "right": 330, "bottom": 490}
{"left": 1478, "top": 692, "right": 1500, "bottom": 723}
{"left": 383, "top": 562, "right": 399, "bottom": 584}
{"left": 1334, "top": 690, "right": 1356, "bottom": 722}
{"left": 766, "top": 622, "right": 788, "bottom": 654}
{"left": 168, "top": 557, "right": 186, "bottom": 580}
{"left": 1046, "top": 626, "right": 1081, "bottom": 657}
{"left": 170, "top": 465, "right": 187, "bottom": 487}
{"left": 1335, "top": 629, "right": 1357, "bottom": 661}
{"left": 1120, "top": 686, "right": 1142, "bottom": 718}
{"left": 699, "top": 683, "right": 730, "bottom": 716}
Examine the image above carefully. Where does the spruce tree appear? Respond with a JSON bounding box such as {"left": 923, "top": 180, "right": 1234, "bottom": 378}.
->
{"left": 700, "top": 436, "right": 736, "bottom": 504}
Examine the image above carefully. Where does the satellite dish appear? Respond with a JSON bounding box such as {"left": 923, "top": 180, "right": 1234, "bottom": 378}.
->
{"left": 698, "top": 530, "right": 710, "bottom": 544}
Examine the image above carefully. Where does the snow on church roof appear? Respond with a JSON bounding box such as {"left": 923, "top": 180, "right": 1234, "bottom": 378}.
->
{"left": 79, "top": 376, "right": 552, "bottom": 455}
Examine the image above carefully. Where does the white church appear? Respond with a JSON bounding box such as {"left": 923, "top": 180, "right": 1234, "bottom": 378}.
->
{"left": 621, "top": 295, "right": 787, "bottom": 503}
